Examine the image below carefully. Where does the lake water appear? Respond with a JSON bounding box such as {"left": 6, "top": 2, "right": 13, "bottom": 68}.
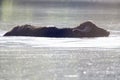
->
{"left": 0, "top": 0, "right": 120, "bottom": 80}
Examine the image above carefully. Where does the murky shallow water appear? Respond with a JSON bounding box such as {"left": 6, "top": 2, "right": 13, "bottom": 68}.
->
{"left": 0, "top": 31, "right": 120, "bottom": 80}
{"left": 0, "top": 0, "right": 120, "bottom": 80}
{"left": 0, "top": 47, "right": 120, "bottom": 80}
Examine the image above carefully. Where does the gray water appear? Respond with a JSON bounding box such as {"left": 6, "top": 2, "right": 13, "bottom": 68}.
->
{"left": 0, "top": 0, "right": 120, "bottom": 80}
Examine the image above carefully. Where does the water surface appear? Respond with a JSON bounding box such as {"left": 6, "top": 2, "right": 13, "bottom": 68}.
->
{"left": 0, "top": 0, "right": 120, "bottom": 80}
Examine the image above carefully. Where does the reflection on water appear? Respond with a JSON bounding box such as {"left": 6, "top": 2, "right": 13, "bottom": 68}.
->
{"left": 1, "top": 0, "right": 13, "bottom": 22}
{"left": 0, "top": 0, "right": 32, "bottom": 25}
{"left": 0, "top": 0, "right": 120, "bottom": 30}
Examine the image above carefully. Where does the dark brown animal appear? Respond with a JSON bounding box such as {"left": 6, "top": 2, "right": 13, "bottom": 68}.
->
{"left": 4, "top": 21, "right": 110, "bottom": 37}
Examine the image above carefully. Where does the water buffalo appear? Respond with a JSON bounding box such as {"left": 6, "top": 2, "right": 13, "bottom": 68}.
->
{"left": 4, "top": 21, "right": 110, "bottom": 37}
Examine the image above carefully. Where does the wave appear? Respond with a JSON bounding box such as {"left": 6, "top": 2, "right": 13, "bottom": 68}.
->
{"left": 0, "top": 30, "right": 120, "bottom": 48}
{"left": 0, "top": 30, "right": 6, "bottom": 37}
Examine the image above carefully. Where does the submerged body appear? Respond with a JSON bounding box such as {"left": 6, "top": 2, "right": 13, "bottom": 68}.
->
{"left": 4, "top": 21, "right": 110, "bottom": 37}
